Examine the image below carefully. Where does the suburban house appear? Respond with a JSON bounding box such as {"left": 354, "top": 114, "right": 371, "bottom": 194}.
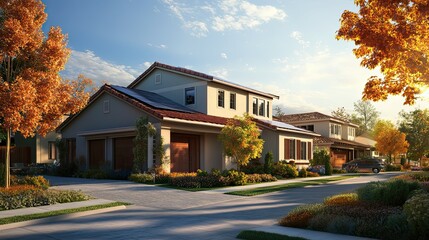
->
{"left": 13, "top": 132, "right": 59, "bottom": 166}
{"left": 57, "top": 62, "right": 319, "bottom": 173}
{"left": 278, "top": 112, "right": 372, "bottom": 168}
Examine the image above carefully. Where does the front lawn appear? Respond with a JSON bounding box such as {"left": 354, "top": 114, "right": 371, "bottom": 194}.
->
{"left": 236, "top": 230, "right": 307, "bottom": 240}
{"left": 227, "top": 176, "right": 357, "bottom": 196}
{"left": 278, "top": 172, "right": 429, "bottom": 239}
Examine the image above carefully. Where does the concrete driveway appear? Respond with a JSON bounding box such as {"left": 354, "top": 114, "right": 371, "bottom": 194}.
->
{"left": 0, "top": 173, "right": 400, "bottom": 240}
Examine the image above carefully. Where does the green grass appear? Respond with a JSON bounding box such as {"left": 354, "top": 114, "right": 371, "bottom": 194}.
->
{"left": 0, "top": 202, "right": 129, "bottom": 225}
{"left": 236, "top": 230, "right": 308, "bottom": 240}
{"left": 227, "top": 176, "right": 357, "bottom": 196}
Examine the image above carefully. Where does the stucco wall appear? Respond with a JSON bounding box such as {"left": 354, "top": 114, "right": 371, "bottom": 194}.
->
{"left": 207, "top": 82, "right": 248, "bottom": 118}
{"left": 202, "top": 133, "right": 223, "bottom": 171}
{"left": 133, "top": 69, "right": 208, "bottom": 114}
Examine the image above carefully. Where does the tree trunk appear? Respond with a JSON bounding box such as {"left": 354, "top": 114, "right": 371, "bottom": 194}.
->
{"left": 5, "top": 128, "right": 11, "bottom": 188}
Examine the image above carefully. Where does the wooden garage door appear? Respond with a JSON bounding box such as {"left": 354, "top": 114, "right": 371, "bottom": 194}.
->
{"left": 89, "top": 139, "right": 105, "bottom": 169}
{"left": 170, "top": 133, "right": 199, "bottom": 172}
{"left": 114, "top": 137, "right": 134, "bottom": 171}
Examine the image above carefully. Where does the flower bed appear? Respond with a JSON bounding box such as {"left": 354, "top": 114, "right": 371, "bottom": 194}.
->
{"left": 279, "top": 178, "right": 429, "bottom": 239}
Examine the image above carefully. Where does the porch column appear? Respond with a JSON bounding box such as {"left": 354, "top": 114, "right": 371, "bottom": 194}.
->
{"left": 161, "top": 127, "right": 171, "bottom": 173}
{"left": 147, "top": 135, "right": 153, "bottom": 170}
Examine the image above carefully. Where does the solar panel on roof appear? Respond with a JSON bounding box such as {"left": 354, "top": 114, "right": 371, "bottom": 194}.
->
{"left": 111, "top": 85, "right": 196, "bottom": 113}
{"left": 260, "top": 119, "right": 312, "bottom": 133}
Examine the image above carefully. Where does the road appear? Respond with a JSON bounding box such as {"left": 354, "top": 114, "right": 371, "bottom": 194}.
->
{"left": 0, "top": 173, "right": 400, "bottom": 240}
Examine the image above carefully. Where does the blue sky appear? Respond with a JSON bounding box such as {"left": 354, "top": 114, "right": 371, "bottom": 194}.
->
{"left": 42, "top": 0, "right": 429, "bottom": 121}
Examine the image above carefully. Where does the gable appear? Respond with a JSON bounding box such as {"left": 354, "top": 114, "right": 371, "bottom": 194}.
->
{"left": 61, "top": 92, "right": 159, "bottom": 137}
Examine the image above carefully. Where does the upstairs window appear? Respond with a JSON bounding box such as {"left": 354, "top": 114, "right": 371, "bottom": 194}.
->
{"left": 252, "top": 97, "right": 258, "bottom": 115}
{"left": 330, "top": 124, "right": 341, "bottom": 136}
{"left": 348, "top": 127, "right": 355, "bottom": 137}
{"left": 103, "top": 100, "right": 110, "bottom": 114}
{"left": 218, "top": 90, "right": 225, "bottom": 108}
{"left": 267, "top": 102, "right": 270, "bottom": 117}
{"left": 259, "top": 99, "right": 265, "bottom": 116}
{"left": 185, "top": 87, "right": 195, "bottom": 105}
{"left": 230, "top": 93, "right": 236, "bottom": 109}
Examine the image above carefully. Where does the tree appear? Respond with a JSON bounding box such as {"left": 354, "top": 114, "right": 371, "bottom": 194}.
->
{"left": 351, "top": 100, "right": 379, "bottom": 135}
{"left": 0, "top": 0, "right": 92, "bottom": 188}
{"left": 337, "top": 0, "right": 429, "bottom": 105}
{"left": 373, "top": 120, "right": 409, "bottom": 164}
{"left": 331, "top": 107, "right": 351, "bottom": 121}
{"left": 273, "top": 105, "right": 285, "bottom": 118}
{"left": 218, "top": 114, "right": 264, "bottom": 171}
{"left": 398, "top": 109, "right": 429, "bottom": 165}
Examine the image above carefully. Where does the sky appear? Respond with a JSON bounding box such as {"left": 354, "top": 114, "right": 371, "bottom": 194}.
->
{"left": 41, "top": 0, "right": 429, "bottom": 122}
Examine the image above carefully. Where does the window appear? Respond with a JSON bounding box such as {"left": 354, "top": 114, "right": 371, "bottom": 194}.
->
{"left": 185, "top": 87, "right": 195, "bottom": 105}
{"left": 48, "top": 141, "right": 56, "bottom": 160}
{"left": 300, "top": 142, "right": 307, "bottom": 160}
{"left": 230, "top": 93, "right": 236, "bottom": 109}
{"left": 330, "top": 124, "right": 341, "bottom": 135}
{"left": 217, "top": 90, "right": 224, "bottom": 107}
{"left": 298, "top": 125, "right": 314, "bottom": 131}
{"left": 155, "top": 74, "right": 162, "bottom": 85}
{"left": 348, "top": 127, "right": 355, "bottom": 137}
{"left": 267, "top": 102, "right": 270, "bottom": 117}
{"left": 252, "top": 97, "right": 258, "bottom": 115}
{"left": 103, "top": 100, "right": 110, "bottom": 113}
{"left": 289, "top": 140, "right": 296, "bottom": 159}
{"left": 259, "top": 99, "right": 265, "bottom": 116}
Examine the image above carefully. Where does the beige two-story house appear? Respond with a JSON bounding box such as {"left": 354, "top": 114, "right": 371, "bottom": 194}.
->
{"left": 58, "top": 62, "right": 318, "bottom": 173}
{"left": 279, "top": 112, "right": 371, "bottom": 168}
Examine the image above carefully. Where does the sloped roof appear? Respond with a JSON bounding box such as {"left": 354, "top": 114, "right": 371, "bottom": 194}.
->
{"left": 314, "top": 136, "right": 372, "bottom": 149}
{"left": 280, "top": 112, "right": 358, "bottom": 127}
{"left": 57, "top": 85, "right": 313, "bottom": 137}
{"left": 127, "top": 62, "right": 279, "bottom": 99}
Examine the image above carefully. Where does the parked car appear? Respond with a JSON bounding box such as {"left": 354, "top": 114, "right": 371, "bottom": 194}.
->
{"left": 342, "top": 158, "right": 384, "bottom": 173}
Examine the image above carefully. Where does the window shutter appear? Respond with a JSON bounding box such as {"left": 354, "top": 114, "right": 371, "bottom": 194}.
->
{"left": 296, "top": 140, "right": 301, "bottom": 159}
{"left": 284, "top": 139, "right": 290, "bottom": 159}
{"left": 307, "top": 142, "right": 312, "bottom": 160}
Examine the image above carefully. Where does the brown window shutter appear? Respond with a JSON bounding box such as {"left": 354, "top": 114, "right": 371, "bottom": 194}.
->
{"left": 284, "top": 139, "right": 290, "bottom": 159}
{"left": 308, "top": 142, "right": 312, "bottom": 160}
{"left": 296, "top": 140, "right": 301, "bottom": 159}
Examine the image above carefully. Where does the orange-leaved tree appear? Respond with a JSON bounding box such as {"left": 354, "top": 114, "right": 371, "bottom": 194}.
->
{"left": 218, "top": 114, "right": 264, "bottom": 171}
{"left": 373, "top": 120, "right": 409, "bottom": 164}
{"left": 0, "top": 0, "right": 92, "bottom": 188}
{"left": 336, "top": 0, "right": 429, "bottom": 105}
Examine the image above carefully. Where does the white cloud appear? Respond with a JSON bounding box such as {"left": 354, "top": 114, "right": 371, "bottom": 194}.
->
{"left": 147, "top": 43, "right": 167, "bottom": 49}
{"left": 62, "top": 50, "right": 140, "bottom": 87}
{"left": 221, "top": 52, "right": 228, "bottom": 59}
{"left": 290, "top": 31, "right": 310, "bottom": 48}
{"left": 143, "top": 61, "right": 152, "bottom": 68}
{"left": 162, "top": 0, "right": 286, "bottom": 37}
{"left": 209, "top": 68, "right": 229, "bottom": 79}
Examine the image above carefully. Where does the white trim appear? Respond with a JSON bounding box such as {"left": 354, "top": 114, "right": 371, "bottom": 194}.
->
{"left": 275, "top": 127, "right": 320, "bottom": 137}
{"left": 163, "top": 117, "right": 224, "bottom": 128}
{"left": 78, "top": 127, "right": 136, "bottom": 136}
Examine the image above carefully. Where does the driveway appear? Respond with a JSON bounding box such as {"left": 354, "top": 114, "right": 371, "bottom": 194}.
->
{"left": 0, "top": 173, "right": 400, "bottom": 240}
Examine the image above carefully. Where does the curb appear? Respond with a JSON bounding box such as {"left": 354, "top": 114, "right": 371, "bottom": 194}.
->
{"left": 0, "top": 205, "right": 127, "bottom": 231}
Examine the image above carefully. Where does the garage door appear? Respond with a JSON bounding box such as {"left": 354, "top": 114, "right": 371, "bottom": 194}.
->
{"left": 114, "top": 137, "right": 134, "bottom": 171}
{"left": 170, "top": 133, "right": 200, "bottom": 172}
{"left": 88, "top": 139, "right": 105, "bottom": 169}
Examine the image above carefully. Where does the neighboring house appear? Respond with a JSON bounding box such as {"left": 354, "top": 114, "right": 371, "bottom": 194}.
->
{"left": 354, "top": 132, "right": 379, "bottom": 158}
{"left": 57, "top": 62, "right": 318, "bottom": 173}
{"left": 279, "top": 112, "right": 371, "bottom": 168}
{"left": 11, "top": 131, "right": 59, "bottom": 166}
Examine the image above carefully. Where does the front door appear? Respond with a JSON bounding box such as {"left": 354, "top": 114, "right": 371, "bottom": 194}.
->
{"left": 170, "top": 133, "right": 200, "bottom": 172}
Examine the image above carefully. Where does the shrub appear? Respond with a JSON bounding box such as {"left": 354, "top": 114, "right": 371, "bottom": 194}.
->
{"left": 272, "top": 162, "right": 298, "bottom": 178}
{"left": 383, "top": 213, "right": 410, "bottom": 240}
{"left": 385, "top": 164, "right": 402, "bottom": 171}
{"left": 129, "top": 173, "right": 154, "bottom": 183}
{"left": 407, "top": 172, "right": 429, "bottom": 182}
{"left": 278, "top": 203, "right": 324, "bottom": 228}
{"left": 246, "top": 174, "right": 277, "bottom": 183}
{"left": 10, "top": 175, "right": 50, "bottom": 189}
{"left": 422, "top": 166, "right": 429, "bottom": 171}
{"left": 225, "top": 170, "right": 247, "bottom": 185}
{"left": 402, "top": 163, "right": 411, "bottom": 170}
{"left": 311, "top": 149, "right": 330, "bottom": 166}
{"left": 420, "top": 182, "right": 429, "bottom": 192}
{"left": 324, "top": 158, "right": 333, "bottom": 176}
{"left": 326, "top": 215, "right": 356, "bottom": 235}
{"left": 324, "top": 193, "right": 359, "bottom": 206}
{"left": 306, "top": 171, "right": 319, "bottom": 177}
{"left": 171, "top": 176, "right": 201, "bottom": 188}
{"left": 211, "top": 168, "right": 221, "bottom": 176}
{"left": 298, "top": 168, "right": 307, "bottom": 178}
{"left": 0, "top": 163, "right": 5, "bottom": 187}
{"left": 332, "top": 168, "right": 346, "bottom": 174}
{"left": 357, "top": 179, "right": 421, "bottom": 206}
{"left": 0, "top": 185, "right": 89, "bottom": 210}
{"left": 55, "top": 160, "right": 79, "bottom": 177}
{"left": 241, "top": 159, "right": 264, "bottom": 174}
{"left": 196, "top": 169, "right": 208, "bottom": 176}
{"left": 308, "top": 213, "right": 335, "bottom": 231}
{"left": 403, "top": 192, "right": 429, "bottom": 239}
{"left": 264, "top": 152, "right": 274, "bottom": 174}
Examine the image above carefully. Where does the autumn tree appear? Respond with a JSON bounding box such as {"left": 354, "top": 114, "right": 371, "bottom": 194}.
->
{"left": 218, "top": 114, "right": 264, "bottom": 171}
{"left": 331, "top": 107, "right": 351, "bottom": 121}
{"left": 337, "top": 0, "right": 429, "bottom": 104}
{"left": 373, "top": 120, "right": 409, "bottom": 164}
{"left": 0, "top": 0, "right": 92, "bottom": 188}
{"left": 398, "top": 109, "right": 429, "bottom": 165}
{"left": 350, "top": 100, "right": 379, "bottom": 135}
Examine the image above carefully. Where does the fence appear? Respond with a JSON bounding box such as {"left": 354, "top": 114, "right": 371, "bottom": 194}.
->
{"left": 0, "top": 146, "right": 31, "bottom": 166}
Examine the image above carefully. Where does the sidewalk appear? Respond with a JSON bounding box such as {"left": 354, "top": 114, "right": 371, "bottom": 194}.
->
{"left": 0, "top": 199, "right": 126, "bottom": 231}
